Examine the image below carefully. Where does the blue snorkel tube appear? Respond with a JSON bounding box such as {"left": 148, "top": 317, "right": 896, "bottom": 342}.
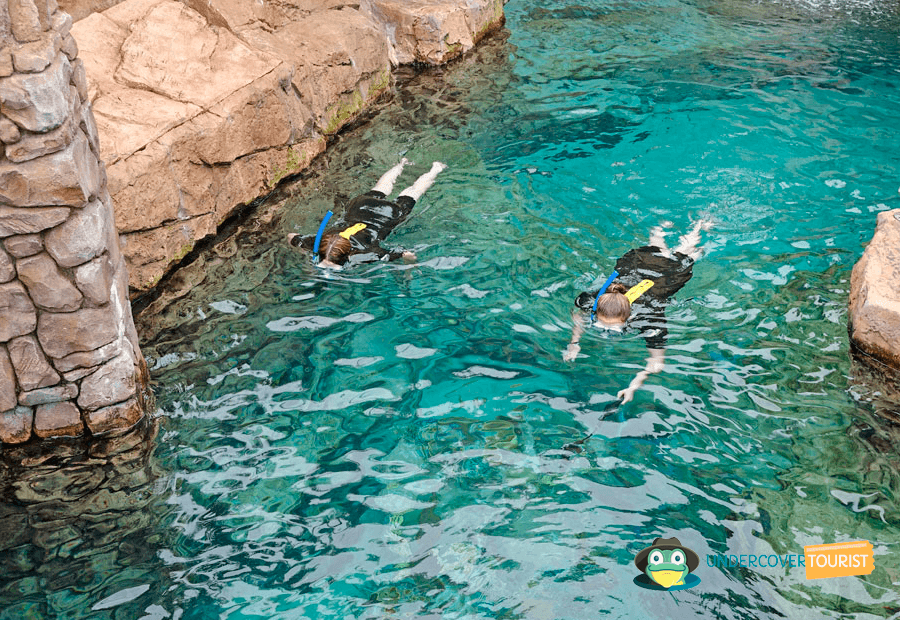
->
{"left": 590, "top": 270, "right": 619, "bottom": 323}
{"left": 312, "top": 210, "right": 333, "bottom": 260}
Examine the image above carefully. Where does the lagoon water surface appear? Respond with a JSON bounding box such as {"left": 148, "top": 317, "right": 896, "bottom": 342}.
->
{"left": 4, "top": 0, "right": 900, "bottom": 618}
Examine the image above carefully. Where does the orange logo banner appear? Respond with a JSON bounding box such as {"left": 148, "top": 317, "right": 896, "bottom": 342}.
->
{"left": 804, "top": 541, "right": 874, "bottom": 580}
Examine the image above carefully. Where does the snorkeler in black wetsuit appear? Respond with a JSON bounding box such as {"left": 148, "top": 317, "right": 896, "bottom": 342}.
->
{"left": 288, "top": 159, "right": 447, "bottom": 269}
{"left": 564, "top": 219, "right": 712, "bottom": 403}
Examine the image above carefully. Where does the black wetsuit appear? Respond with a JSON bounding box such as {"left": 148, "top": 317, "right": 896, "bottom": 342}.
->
{"left": 291, "top": 191, "right": 416, "bottom": 263}
{"left": 575, "top": 246, "right": 694, "bottom": 349}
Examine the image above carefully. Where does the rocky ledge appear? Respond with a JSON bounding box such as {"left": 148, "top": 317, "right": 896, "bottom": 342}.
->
{"left": 67, "top": 0, "right": 505, "bottom": 294}
{"left": 849, "top": 208, "right": 900, "bottom": 371}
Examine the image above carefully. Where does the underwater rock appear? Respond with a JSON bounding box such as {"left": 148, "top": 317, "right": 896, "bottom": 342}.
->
{"left": 849, "top": 208, "right": 900, "bottom": 370}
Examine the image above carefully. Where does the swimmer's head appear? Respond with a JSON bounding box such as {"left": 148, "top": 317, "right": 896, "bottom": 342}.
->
{"left": 318, "top": 234, "right": 352, "bottom": 268}
{"left": 593, "top": 282, "right": 631, "bottom": 325}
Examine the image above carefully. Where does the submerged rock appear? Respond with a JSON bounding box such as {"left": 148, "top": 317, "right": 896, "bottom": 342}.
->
{"left": 849, "top": 209, "right": 900, "bottom": 370}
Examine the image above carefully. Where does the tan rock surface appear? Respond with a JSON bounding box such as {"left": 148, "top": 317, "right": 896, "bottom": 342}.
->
{"left": 8, "top": 333, "right": 61, "bottom": 391}
{"left": 44, "top": 196, "right": 109, "bottom": 267}
{"left": 16, "top": 251, "right": 84, "bottom": 311}
{"left": 3, "top": 232, "right": 42, "bottom": 256}
{"left": 0, "top": 280, "right": 38, "bottom": 342}
{"left": 2, "top": 0, "right": 148, "bottom": 443}
{"left": 33, "top": 400, "right": 83, "bottom": 437}
{"left": 0, "top": 54, "right": 71, "bottom": 132}
{"left": 0, "top": 246, "right": 15, "bottom": 282}
{"left": 73, "top": 253, "right": 113, "bottom": 304}
{"left": 0, "top": 129, "right": 101, "bottom": 207}
{"left": 366, "top": 0, "right": 505, "bottom": 65}
{"left": 86, "top": 395, "right": 142, "bottom": 434}
{"left": 58, "top": 0, "right": 122, "bottom": 22}
{"left": 77, "top": 349, "right": 137, "bottom": 410}
{"left": 117, "top": 2, "right": 280, "bottom": 106}
{"left": 0, "top": 205, "right": 70, "bottom": 237}
{"left": 0, "top": 345, "right": 17, "bottom": 411}
{"left": 18, "top": 382, "right": 79, "bottom": 406}
{"left": 849, "top": 209, "right": 900, "bottom": 370}
{"left": 36, "top": 306, "right": 119, "bottom": 359}
{"left": 0, "top": 406, "right": 34, "bottom": 443}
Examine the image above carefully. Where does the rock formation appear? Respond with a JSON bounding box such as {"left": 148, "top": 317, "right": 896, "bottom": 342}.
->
{"left": 66, "top": 0, "right": 506, "bottom": 293}
{"left": 1, "top": 0, "right": 147, "bottom": 444}
{"left": 849, "top": 208, "right": 900, "bottom": 371}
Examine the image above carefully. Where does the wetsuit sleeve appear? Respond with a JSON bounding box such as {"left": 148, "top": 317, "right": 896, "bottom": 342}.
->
{"left": 290, "top": 235, "right": 313, "bottom": 250}
{"left": 639, "top": 306, "right": 668, "bottom": 350}
{"left": 575, "top": 290, "right": 598, "bottom": 310}
{"left": 345, "top": 245, "right": 400, "bottom": 265}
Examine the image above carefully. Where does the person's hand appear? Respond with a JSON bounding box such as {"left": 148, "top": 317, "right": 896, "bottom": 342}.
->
{"left": 400, "top": 157, "right": 411, "bottom": 165}
{"left": 563, "top": 343, "right": 580, "bottom": 362}
{"left": 402, "top": 250, "right": 417, "bottom": 262}
{"left": 617, "top": 385, "right": 638, "bottom": 404}
{"left": 432, "top": 161, "right": 448, "bottom": 172}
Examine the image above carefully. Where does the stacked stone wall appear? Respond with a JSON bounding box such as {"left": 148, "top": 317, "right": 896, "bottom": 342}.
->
{"left": 0, "top": 0, "right": 146, "bottom": 444}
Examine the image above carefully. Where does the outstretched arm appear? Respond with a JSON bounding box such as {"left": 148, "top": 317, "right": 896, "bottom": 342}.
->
{"left": 287, "top": 233, "right": 313, "bottom": 250}
{"left": 563, "top": 308, "right": 586, "bottom": 362}
{"left": 617, "top": 347, "right": 665, "bottom": 403}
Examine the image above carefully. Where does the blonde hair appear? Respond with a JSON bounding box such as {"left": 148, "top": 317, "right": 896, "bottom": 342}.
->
{"left": 595, "top": 282, "right": 631, "bottom": 322}
{"left": 319, "top": 234, "right": 353, "bottom": 265}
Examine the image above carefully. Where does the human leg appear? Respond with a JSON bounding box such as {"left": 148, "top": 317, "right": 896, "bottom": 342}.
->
{"left": 398, "top": 161, "right": 447, "bottom": 201}
{"left": 649, "top": 220, "right": 674, "bottom": 257}
{"left": 673, "top": 219, "right": 712, "bottom": 260}
{"left": 371, "top": 157, "right": 411, "bottom": 195}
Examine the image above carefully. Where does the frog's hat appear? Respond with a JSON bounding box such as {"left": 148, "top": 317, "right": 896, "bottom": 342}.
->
{"left": 634, "top": 537, "right": 700, "bottom": 573}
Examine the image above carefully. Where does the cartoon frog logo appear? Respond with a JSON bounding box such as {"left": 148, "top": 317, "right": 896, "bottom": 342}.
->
{"left": 633, "top": 537, "right": 701, "bottom": 590}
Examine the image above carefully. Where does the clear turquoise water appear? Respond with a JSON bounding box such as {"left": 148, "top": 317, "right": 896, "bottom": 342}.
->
{"left": 3, "top": 0, "right": 900, "bottom": 618}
